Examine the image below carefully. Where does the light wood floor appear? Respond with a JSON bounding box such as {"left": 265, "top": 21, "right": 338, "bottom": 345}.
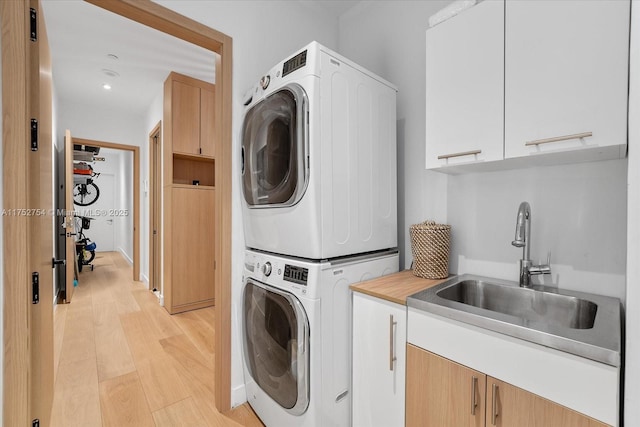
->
{"left": 52, "top": 251, "right": 264, "bottom": 427}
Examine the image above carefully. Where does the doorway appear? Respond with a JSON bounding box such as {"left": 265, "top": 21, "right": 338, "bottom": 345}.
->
{"left": 71, "top": 137, "right": 141, "bottom": 281}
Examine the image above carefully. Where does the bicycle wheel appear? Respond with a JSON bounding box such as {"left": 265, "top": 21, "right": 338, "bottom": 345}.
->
{"left": 73, "top": 182, "right": 100, "bottom": 206}
{"left": 83, "top": 250, "right": 96, "bottom": 264}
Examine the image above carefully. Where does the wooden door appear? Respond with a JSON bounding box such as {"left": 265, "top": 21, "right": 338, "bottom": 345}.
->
{"left": 172, "top": 79, "right": 201, "bottom": 155}
{"left": 149, "top": 124, "right": 162, "bottom": 291}
{"left": 64, "top": 129, "right": 76, "bottom": 301}
{"left": 486, "top": 376, "right": 608, "bottom": 427}
{"left": 29, "top": 0, "right": 55, "bottom": 424}
{"left": 171, "top": 186, "right": 215, "bottom": 310}
{"left": 200, "top": 87, "right": 216, "bottom": 157}
{"left": 406, "top": 345, "right": 486, "bottom": 427}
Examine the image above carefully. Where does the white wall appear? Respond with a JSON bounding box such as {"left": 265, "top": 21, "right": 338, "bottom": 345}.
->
{"left": 625, "top": 0, "right": 640, "bottom": 424}
{"left": 116, "top": 151, "right": 134, "bottom": 262}
{"left": 338, "top": 1, "right": 451, "bottom": 268}
{"left": 156, "top": 0, "right": 339, "bottom": 406}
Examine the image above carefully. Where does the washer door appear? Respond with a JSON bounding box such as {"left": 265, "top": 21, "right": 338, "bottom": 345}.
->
{"left": 243, "top": 279, "right": 310, "bottom": 415}
{"left": 241, "top": 84, "right": 309, "bottom": 208}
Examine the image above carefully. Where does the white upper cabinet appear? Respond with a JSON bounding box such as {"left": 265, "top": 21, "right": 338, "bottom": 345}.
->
{"left": 425, "top": 0, "right": 630, "bottom": 172}
{"left": 425, "top": 0, "right": 504, "bottom": 169}
{"left": 504, "top": 0, "right": 629, "bottom": 160}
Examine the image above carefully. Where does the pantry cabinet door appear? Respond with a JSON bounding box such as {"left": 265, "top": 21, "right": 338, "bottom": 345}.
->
{"left": 504, "top": 0, "right": 629, "bottom": 159}
{"left": 425, "top": 0, "right": 504, "bottom": 169}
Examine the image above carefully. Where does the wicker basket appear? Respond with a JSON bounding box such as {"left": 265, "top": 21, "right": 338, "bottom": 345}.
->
{"left": 409, "top": 221, "right": 451, "bottom": 279}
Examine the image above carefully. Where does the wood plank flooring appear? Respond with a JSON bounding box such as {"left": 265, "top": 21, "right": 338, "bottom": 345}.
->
{"left": 51, "top": 252, "right": 264, "bottom": 427}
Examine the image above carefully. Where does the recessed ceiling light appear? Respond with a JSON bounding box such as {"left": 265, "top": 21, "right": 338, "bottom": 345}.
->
{"left": 106, "top": 54, "right": 119, "bottom": 60}
{"left": 101, "top": 68, "right": 120, "bottom": 78}
{"left": 102, "top": 83, "right": 112, "bottom": 90}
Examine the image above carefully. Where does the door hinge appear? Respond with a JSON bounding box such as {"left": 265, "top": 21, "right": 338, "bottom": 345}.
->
{"left": 30, "top": 119, "right": 38, "bottom": 151}
{"left": 32, "top": 272, "right": 39, "bottom": 304}
{"left": 32, "top": 419, "right": 40, "bottom": 427}
{"left": 29, "top": 8, "right": 37, "bottom": 41}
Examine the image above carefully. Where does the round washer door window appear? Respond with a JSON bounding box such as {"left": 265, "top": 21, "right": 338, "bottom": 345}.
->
{"left": 243, "top": 280, "right": 310, "bottom": 415}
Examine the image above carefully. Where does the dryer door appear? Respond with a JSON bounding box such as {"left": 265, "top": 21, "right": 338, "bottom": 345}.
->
{"left": 243, "top": 279, "right": 310, "bottom": 415}
{"left": 241, "top": 84, "right": 308, "bottom": 208}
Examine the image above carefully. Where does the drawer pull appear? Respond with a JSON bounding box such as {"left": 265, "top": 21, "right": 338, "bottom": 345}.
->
{"left": 525, "top": 132, "right": 592, "bottom": 147}
{"left": 491, "top": 383, "right": 499, "bottom": 425}
{"left": 470, "top": 376, "right": 478, "bottom": 415}
{"left": 389, "top": 314, "right": 397, "bottom": 371}
{"left": 437, "top": 149, "right": 482, "bottom": 160}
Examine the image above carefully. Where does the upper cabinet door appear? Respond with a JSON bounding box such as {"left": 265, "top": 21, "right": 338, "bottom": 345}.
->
{"left": 172, "top": 80, "right": 202, "bottom": 155}
{"left": 504, "top": 0, "right": 629, "bottom": 159}
{"left": 200, "top": 88, "right": 216, "bottom": 157}
{"left": 425, "top": 0, "right": 504, "bottom": 169}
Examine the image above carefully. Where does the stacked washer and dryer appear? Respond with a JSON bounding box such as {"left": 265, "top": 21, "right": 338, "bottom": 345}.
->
{"left": 240, "top": 41, "right": 398, "bottom": 427}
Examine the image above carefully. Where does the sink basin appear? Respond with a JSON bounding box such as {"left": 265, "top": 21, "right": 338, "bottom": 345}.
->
{"left": 436, "top": 279, "right": 597, "bottom": 329}
{"left": 407, "top": 274, "right": 621, "bottom": 366}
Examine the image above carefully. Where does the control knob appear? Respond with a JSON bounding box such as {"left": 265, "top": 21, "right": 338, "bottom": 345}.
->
{"left": 262, "top": 262, "right": 272, "bottom": 277}
{"left": 260, "top": 75, "right": 270, "bottom": 90}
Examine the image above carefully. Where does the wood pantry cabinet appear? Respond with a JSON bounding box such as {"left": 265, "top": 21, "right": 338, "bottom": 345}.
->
{"left": 165, "top": 71, "right": 216, "bottom": 158}
{"left": 163, "top": 71, "right": 217, "bottom": 314}
{"left": 352, "top": 293, "right": 406, "bottom": 427}
{"left": 425, "top": 0, "right": 629, "bottom": 171}
{"left": 405, "top": 345, "right": 609, "bottom": 427}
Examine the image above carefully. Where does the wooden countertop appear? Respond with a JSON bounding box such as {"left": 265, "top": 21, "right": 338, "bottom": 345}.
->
{"left": 350, "top": 270, "right": 448, "bottom": 305}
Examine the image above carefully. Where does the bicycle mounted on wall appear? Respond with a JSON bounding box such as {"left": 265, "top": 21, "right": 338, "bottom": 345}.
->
{"left": 73, "top": 143, "right": 104, "bottom": 206}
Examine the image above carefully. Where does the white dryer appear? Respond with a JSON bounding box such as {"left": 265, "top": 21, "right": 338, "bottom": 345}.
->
{"left": 241, "top": 41, "right": 398, "bottom": 260}
{"left": 241, "top": 249, "right": 398, "bottom": 427}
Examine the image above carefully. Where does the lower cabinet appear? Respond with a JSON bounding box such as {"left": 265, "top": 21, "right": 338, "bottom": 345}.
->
{"left": 165, "top": 185, "right": 215, "bottom": 314}
{"left": 352, "top": 293, "right": 406, "bottom": 427}
{"left": 406, "top": 344, "right": 609, "bottom": 427}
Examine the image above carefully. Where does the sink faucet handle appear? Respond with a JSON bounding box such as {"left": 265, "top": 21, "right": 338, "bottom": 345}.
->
{"left": 546, "top": 251, "right": 551, "bottom": 267}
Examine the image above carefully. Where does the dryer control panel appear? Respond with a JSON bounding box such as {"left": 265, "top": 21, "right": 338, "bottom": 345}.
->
{"left": 284, "top": 264, "right": 308, "bottom": 286}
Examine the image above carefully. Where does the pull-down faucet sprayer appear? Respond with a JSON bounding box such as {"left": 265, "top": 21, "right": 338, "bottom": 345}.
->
{"left": 511, "top": 202, "right": 551, "bottom": 287}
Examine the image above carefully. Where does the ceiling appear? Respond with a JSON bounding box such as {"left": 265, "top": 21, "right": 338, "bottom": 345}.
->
{"left": 41, "top": 0, "right": 217, "bottom": 117}
{"left": 41, "top": 1, "right": 361, "bottom": 117}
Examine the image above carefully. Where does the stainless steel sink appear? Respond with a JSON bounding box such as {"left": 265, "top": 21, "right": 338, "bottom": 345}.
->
{"left": 436, "top": 279, "right": 598, "bottom": 329}
{"left": 407, "top": 274, "right": 621, "bottom": 366}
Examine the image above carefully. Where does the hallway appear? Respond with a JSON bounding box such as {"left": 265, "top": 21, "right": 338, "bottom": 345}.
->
{"left": 51, "top": 252, "right": 263, "bottom": 427}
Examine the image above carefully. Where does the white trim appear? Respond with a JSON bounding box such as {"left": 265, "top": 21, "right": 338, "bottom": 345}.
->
{"left": 118, "top": 247, "right": 133, "bottom": 265}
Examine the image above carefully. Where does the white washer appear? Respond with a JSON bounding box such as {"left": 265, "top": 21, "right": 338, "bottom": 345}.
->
{"left": 242, "top": 249, "right": 399, "bottom": 427}
{"left": 241, "top": 41, "right": 398, "bottom": 260}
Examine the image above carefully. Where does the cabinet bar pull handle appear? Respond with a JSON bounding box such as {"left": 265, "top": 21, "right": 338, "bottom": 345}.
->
{"left": 470, "top": 376, "right": 478, "bottom": 415}
{"left": 437, "top": 149, "right": 482, "bottom": 160}
{"left": 389, "top": 314, "right": 397, "bottom": 371}
{"left": 524, "top": 131, "right": 592, "bottom": 147}
{"left": 491, "top": 383, "right": 499, "bottom": 425}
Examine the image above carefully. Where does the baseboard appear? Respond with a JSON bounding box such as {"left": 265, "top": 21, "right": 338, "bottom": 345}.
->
{"left": 141, "top": 273, "right": 149, "bottom": 285}
{"left": 231, "top": 383, "right": 248, "bottom": 408}
{"left": 118, "top": 247, "right": 133, "bottom": 265}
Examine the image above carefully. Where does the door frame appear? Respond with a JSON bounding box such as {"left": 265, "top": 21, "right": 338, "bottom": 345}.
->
{"left": 72, "top": 137, "right": 141, "bottom": 282}
{"left": 2, "top": 0, "right": 234, "bottom": 422}
{"left": 148, "top": 121, "right": 161, "bottom": 292}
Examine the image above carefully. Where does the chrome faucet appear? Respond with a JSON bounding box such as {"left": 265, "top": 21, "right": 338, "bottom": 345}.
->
{"left": 511, "top": 202, "right": 551, "bottom": 287}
